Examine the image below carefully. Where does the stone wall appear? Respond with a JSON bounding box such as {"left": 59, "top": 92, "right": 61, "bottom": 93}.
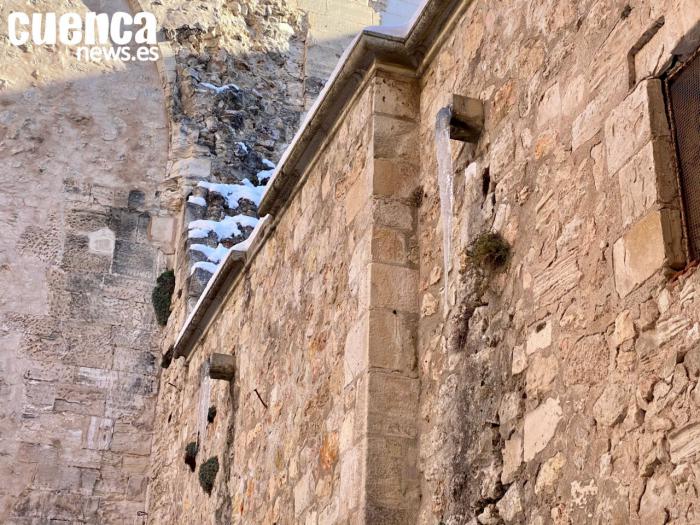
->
{"left": 0, "top": 0, "right": 170, "bottom": 522}
{"left": 416, "top": 0, "right": 700, "bottom": 523}
{"left": 147, "top": 71, "right": 377, "bottom": 524}
{"left": 0, "top": 0, "right": 423, "bottom": 521}
{"left": 148, "top": 0, "right": 700, "bottom": 524}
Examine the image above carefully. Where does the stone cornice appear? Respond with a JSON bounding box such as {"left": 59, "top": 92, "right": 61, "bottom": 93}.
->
{"left": 259, "top": 0, "right": 469, "bottom": 216}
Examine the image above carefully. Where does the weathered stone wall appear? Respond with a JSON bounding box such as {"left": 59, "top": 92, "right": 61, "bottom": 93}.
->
{"left": 0, "top": 0, "right": 423, "bottom": 521}
{"left": 148, "top": 0, "right": 700, "bottom": 524}
{"left": 0, "top": 1, "right": 170, "bottom": 522}
{"left": 147, "top": 73, "right": 378, "bottom": 524}
{"left": 416, "top": 0, "right": 700, "bottom": 523}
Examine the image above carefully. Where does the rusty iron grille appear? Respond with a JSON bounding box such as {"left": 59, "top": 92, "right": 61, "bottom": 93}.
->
{"left": 668, "top": 51, "right": 700, "bottom": 260}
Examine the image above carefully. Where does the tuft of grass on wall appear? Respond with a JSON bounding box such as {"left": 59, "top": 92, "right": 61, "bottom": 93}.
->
{"left": 199, "top": 456, "right": 219, "bottom": 494}
{"left": 152, "top": 269, "right": 176, "bottom": 326}
{"left": 184, "top": 441, "right": 198, "bottom": 472}
{"left": 468, "top": 231, "right": 511, "bottom": 271}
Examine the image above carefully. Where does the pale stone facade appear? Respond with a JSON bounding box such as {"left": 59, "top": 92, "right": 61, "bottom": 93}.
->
{"left": 0, "top": 0, "right": 418, "bottom": 522}
{"left": 149, "top": 0, "right": 700, "bottom": 523}
{"left": 0, "top": 0, "right": 170, "bottom": 521}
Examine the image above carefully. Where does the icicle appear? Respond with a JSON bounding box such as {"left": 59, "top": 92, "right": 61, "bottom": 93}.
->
{"left": 435, "top": 107, "right": 453, "bottom": 314}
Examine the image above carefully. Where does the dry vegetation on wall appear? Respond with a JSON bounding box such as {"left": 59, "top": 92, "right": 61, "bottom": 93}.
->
{"left": 184, "top": 441, "right": 199, "bottom": 472}
{"left": 199, "top": 456, "right": 220, "bottom": 495}
{"left": 152, "top": 269, "right": 176, "bottom": 326}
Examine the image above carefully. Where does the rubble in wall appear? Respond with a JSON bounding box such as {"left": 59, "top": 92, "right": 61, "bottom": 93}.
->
{"left": 142, "top": 0, "right": 314, "bottom": 310}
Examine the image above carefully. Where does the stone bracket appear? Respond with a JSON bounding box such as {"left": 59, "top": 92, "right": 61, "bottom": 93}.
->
{"left": 450, "top": 94, "right": 484, "bottom": 143}
{"left": 208, "top": 353, "right": 235, "bottom": 381}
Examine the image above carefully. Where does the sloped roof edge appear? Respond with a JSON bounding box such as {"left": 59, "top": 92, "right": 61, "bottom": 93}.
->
{"left": 173, "top": 0, "right": 467, "bottom": 359}
{"left": 259, "top": 0, "right": 467, "bottom": 215}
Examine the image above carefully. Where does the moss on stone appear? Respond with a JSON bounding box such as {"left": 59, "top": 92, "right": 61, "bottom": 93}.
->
{"left": 207, "top": 406, "right": 217, "bottom": 424}
{"left": 184, "top": 441, "right": 198, "bottom": 472}
{"left": 152, "top": 269, "right": 175, "bottom": 326}
{"left": 469, "top": 231, "right": 511, "bottom": 270}
{"left": 199, "top": 456, "right": 219, "bottom": 494}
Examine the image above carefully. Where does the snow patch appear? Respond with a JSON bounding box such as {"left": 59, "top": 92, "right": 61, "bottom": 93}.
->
{"left": 197, "top": 179, "right": 265, "bottom": 208}
{"left": 191, "top": 261, "right": 219, "bottom": 275}
{"left": 188, "top": 214, "right": 259, "bottom": 241}
{"left": 189, "top": 243, "right": 230, "bottom": 263}
{"left": 188, "top": 195, "right": 207, "bottom": 207}
{"left": 199, "top": 82, "right": 240, "bottom": 94}
{"left": 257, "top": 169, "right": 274, "bottom": 182}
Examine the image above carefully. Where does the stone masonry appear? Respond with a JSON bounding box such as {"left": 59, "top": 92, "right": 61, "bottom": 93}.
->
{"left": 5, "top": 0, "right": 700, "bottom": 523}
{"left": 0, "top": 0, "right": 170, "bottom": 521}
{"left": 0, "top": 0, "right": 421, "bottom": 522}
{"left": 147, "top": 0, "right": 700, "bottom": 523}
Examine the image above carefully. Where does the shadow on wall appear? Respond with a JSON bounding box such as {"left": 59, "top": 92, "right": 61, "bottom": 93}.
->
{"left": 0, "top": 46, "right": 169, "bottom": 522}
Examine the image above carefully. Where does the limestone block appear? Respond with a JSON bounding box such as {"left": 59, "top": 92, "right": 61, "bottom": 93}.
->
{"left": 373, "top": 200, "right": 414, "bottom": 231}
{"left": 536, "top": 82, "right": 561, "bottom": 128}
{"left": 669, "top": 422, "right": 700, "bottom": 464}
{"left": 294, "top": 470, "right": 314, "bottom": 517}
{"left": 593, "top": 384, "right": 628, "bottom": 427}
{"left": 369, "top": 263, "right": 419, "bottom": 313}
{"left": 344, "top": 316, "right": 368, "bottom": 387}
{"left": 148, "top": 216, "right": 176, "bottom": 246}
{"left": 88, "top": 228, "right": 116, "bottom": 256}
{"left": 489, "top": 122, "right": 515, "bottom": 179}
{"left": 523, "top": 398, "right": 562, "bottom": 461}
{"left": 512, "top": 345, "right": 527, "bottom": 375}
{"left": 526, "top": 318, "right": 552, "bottom": 355}
{"left": 605, "top": 80, "right": 670, "bottom": 176}
{"left": 495, "top": 484, "right": 522, "bottom": 523}
{"left": 533, "top": 253, "right": 581, "bottom": 307}
{"left": 367, "top": 309, "right": 417, "bottom": 374}
{"left": 501, "top": 434, "right": 522, "bottom": 484}
{"left": 572, "top": 96, "right": 603, "bottom": 151}
{"left": 367, "top": 372, "right": 419, "bottom": 439}
{"left": 372, "top": 159, "right": 417, "bottom": 200}
{"left": 84, "top": 416, "right": 114, "bottom": 451}
{"left": 372, "top": 75, "right": 418, "bottom": 120}
{"left": 110, "top": 430, "right": 152, "bottom": 456}
{"left": 373, "top": 115, "right": 418, "bottom": 163}
{"left": 345, "top": 175, "right": 368, "bottom": 226}
{"left": 666, "top": 0, "right": 700, "bottom": 55}
{"left": 611, "top": 311, "right": 636, "bottom": 348}
{"left": 339, "top": 446, "right": 362, "bottom": 515}
{"left": 171, "top": 157, "right": 211, "bottom": 180}
{"left": 365, "top": 434, "right": 419, "bottom": 512}
{"left": 372, "top": 227, "right": 410, "bottom": 266}
{"left": 535, "top": 452, "right": 566, "bottom": 494}
{"left": 617, "top": 139, "right": 678, "bottom": 227}
{"left": 613, "top": 209, "right": 685, "bottom": 297}
{"left": 526, "top": 354, "right": 558, "bottom": 396}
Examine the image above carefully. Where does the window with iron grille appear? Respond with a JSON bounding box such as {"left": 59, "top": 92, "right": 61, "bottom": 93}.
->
{"left": 667, "top": 49, "right": 700, "bottom": 261}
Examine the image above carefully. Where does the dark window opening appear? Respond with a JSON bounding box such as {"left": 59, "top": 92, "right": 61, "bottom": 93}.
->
{"left": 666, "top": 49, "right": 700, "bottom": 260}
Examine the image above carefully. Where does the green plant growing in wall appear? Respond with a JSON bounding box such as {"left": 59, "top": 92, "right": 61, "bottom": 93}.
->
{"left": 199, "top": 456, "right": 219, "bottom": 494}
{"left": 447, "top": 231, "right": 512, "bottom": 353}
{"left": 152, "top": 269, "right": 176, "bottom": 326}
{"left": 468, "top": 231, "right": 511, "bottom": 271}
{"left": 184, "top": 441, "right": 199, "bottom": 472}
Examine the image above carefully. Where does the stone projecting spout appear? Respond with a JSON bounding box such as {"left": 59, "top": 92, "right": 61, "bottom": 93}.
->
{"left": 449, "top": 94, "right": 484, "bottom": 143}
